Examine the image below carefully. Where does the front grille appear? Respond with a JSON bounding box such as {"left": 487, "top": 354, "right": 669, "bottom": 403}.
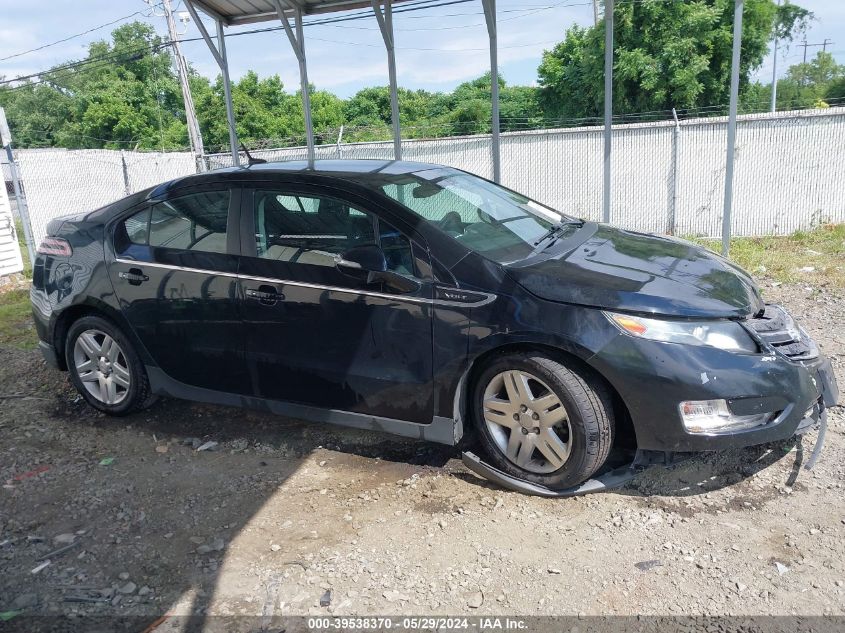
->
{"left": 746, "top": 304, "right": 818, "bottom": 360}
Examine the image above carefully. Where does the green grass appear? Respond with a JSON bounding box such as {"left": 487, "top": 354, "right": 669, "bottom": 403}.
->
{"left": 15, "top": 218, "right": 32, "bottom": 280}
{"left": 0, "top": 218, "right": 36, "bottom": 349}
{"left": 0, "top": 288, "right": 36, "bottom": 349}
{"left": 689, "top": 224, "right": 845, "bottom": 288}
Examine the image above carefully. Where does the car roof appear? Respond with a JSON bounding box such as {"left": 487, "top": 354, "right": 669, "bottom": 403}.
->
{"left": 150, "top": 159, "right": 451, "bottom": 197}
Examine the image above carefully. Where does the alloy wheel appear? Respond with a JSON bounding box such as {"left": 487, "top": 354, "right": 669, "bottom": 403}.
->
{"left": 482, "top": 370, "right": 572, "bottom": 474}
{"left": 73, "top": 329, "right": 131, "bottom": 405}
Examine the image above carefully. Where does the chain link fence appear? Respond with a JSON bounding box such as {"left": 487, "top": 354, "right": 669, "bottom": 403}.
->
{"left": 12, "top": 107, "right": 845, "bottom": 249}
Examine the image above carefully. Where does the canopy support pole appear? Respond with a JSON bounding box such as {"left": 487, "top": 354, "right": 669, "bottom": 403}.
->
{"left": 482, "top": 0, "right": 501, "bottom": 183}
{"left": 603, "top": 0, "right": 613, "bottom": 223}
{"left": 372, "top": 0, "right": 402, "bottom": 160}
{"left": 184, "top": 1, "right": 240, "bottom": 166}
{"left": 272, "top": 0, "right": 316, "bottom": 165}
{"left": 217, "top": 20, "right": 240, "bottom": 167}
{"left": 722, "top": 0, "right": 743, "bottom": 256}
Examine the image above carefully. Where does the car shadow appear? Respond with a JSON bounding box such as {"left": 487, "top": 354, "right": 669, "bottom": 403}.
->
{"left": 3, "top": 357, "right": 816, "bottom": 632}
{"left": 137, "top": 395, "right": 459, "bottom": 469}
{"left": 3, "top": 360, "right": 460, "bottom": 632}
{"left": 127, "top": 397, "right": 458, "bottom": 630}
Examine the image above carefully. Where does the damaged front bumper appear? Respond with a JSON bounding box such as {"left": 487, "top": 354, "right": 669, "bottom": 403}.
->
{"left": 464, "top": 304, "right": 839, "bottom": 497}
{"left": 588, "top": 311, "right": 839, "bottom": 453}
{"left": 462, "top": 404, "right": 831, "bottom": 498}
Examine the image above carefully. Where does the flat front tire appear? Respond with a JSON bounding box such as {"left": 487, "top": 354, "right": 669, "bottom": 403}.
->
{"left": 65, "top": 315, "right": 154, "bottom": 416}
{"left": 472, "top": 352, "right": 614, "bottom": 489}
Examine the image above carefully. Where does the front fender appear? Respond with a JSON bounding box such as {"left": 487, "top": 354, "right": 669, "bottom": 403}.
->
{"left": 440, "top": 294, "right": 618, "bottom": 430}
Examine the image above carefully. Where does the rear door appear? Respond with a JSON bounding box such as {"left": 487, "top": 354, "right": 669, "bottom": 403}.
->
{"left": 238, "top": 183, "right": 435, "bottom": 424}
{"left": 108, "top": 185, "right": 250, "bottom": 394}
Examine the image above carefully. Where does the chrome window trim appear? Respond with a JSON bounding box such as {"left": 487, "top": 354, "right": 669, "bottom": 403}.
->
{"left": 115, "top": 258, "right": 238, "bottom": 280}
{"left": 114, "top": 258, "right": 496, "bottom": 308}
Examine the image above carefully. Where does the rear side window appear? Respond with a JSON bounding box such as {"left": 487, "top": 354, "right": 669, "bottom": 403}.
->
{"left": 118, "top": 190, "right": 230, "bottom": 255}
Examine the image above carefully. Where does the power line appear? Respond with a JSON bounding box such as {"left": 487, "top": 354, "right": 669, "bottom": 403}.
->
{"left": 0, "top": 0, "right": 475, "bottom": 87}
{"left": 0, "top": 42, "right": 168, "bottom": 86}
{"left": 0, "top": 3, "right": 164, "bottom": 63}
{"left": 304, "top": 34, "right": 560, "bottom": 51}
{"left": 0, "top": 0, "right": 644, "bottom": 90}
{"left": 0, "top": 0, "right": 832, "bottom": 93}
{"left": 327, "top": 0, "right": 593, "bottom": 30}
{"left": 0, "top": 0, "right": 668, "bottom": 75}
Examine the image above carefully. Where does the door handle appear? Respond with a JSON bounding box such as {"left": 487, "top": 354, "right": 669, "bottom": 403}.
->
{"left": 245, "top": 285, "right": 284, "bottom": 305}
{"left": 119, "top": 267, "right": 149, "bottom": 285}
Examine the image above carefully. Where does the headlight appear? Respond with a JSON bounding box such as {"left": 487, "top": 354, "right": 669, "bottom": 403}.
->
{"left": 679, "top": 399, "right": 775, "bottom": 434}
{"left": 604, "top": 312, "right": 758, "bottom": 353}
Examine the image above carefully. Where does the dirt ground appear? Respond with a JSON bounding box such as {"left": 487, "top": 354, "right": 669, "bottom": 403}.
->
{"left": 1, "top": 281, "right": 844, "bottom": 630}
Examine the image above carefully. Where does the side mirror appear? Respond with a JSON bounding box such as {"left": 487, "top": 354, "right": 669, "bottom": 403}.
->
{"left": 336, "top": 244, "right": 421, "bottom": 294}
{"left": 371, "top": 271, "right": 421, "bottom": 294}
{"left": 336, "top": 244, "right": 387, "bottom": 275}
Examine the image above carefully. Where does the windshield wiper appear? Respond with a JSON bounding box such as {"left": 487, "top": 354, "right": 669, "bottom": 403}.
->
{"left": 532, "top": 220, "right": 583, "bottom": 247}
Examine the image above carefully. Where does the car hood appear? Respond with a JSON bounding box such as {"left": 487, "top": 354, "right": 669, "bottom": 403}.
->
{"left": 506, "top": 223, "right": 764, "bottom": 318}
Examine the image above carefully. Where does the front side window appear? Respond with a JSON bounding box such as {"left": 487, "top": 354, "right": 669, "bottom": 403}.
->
{"left": 118, "top": 190, "right": 230, "bottom": 255}
{"left": 378, "top": 168, "right": 579, "bottom": 263}
{"left": 254, "top": 190, "right": 415, "bottom": 275}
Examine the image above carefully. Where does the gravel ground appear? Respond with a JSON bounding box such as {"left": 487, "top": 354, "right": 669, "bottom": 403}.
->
{"left": 1, "top": 281, "right": 843, "bottom": 629}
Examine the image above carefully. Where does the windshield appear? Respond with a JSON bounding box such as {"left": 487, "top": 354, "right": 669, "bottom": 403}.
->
{"left": 378, "top": 168, "right": 580, "bottom": 263}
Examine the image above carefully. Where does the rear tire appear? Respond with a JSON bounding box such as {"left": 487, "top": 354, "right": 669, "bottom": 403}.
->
{"left": 65, "top": 315, "right": 155, "bottom": 416}
{"left": 472, "top": 352, "right": 614, "bottom": 489}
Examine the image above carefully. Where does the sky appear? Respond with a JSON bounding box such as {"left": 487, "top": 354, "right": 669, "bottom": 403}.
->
{"left": 1, "top": 0, "right": 844, "bottom": 99}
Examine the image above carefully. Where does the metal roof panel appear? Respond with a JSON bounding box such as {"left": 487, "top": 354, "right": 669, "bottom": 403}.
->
{"left": 189, "top": 0, "right": 412, "bottom": 25}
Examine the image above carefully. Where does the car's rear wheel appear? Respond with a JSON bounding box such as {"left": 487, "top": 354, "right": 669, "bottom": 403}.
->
{"left": 65, "top": 315, "right": 154, "bottom": 416}
{"left": 472, "top": 352, "right": 614, "bottom": 489}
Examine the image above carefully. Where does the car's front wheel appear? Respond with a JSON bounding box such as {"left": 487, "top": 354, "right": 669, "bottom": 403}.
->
{"left": 65, "top": 315, "right": 154, "bottom": 416}
{"left": 472, "top": 352, "right": 614, "bottom": 489}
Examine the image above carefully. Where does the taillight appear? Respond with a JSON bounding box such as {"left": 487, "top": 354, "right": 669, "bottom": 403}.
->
{"left": 36, "top": 237, "right": 73, "bottom": 257}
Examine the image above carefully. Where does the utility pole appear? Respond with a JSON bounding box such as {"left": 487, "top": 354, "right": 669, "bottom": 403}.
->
{"left": 722, "top": 0, "right": 743, "bottom": 257}
{"left": 602, "top": 0, "right": 613, "bottom": 224}
{"left": 151, "top": 0, "right": 205, "bottom": 170}
{"left": 770, "top": 0, "right": 780, "bottom": 113}
{"left": 592, "top": 0, "right": 599, "bottom": 26}
{"left": 798, "top": 39, "right": 835, "bottom": 64}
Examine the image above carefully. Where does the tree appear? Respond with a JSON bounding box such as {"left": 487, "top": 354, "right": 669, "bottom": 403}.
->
{"left": 0, "top": 23, "right": 187, "bottom": 150}
{"left": 537, "top": 0, "right": 811, "bottom": 119}
{"left": 0, "top": 83, "right": 74, "bottom": 148}
{"left": 827, "top": 75, "right": 845, "bottom": 103}
{"left": 742, "top": 52, "right": 845, "bottom": 111}
{"left": 778, "top": 51, "right": 845, "bottom": 107}
{"left": 424, "top": 73, "right": 544, "bottom": 135}
{"left": 0, "top": 22, "right": 350, "bottom": 152}
{"left": 342, "top": 86, "right": 440, "bottom": 134}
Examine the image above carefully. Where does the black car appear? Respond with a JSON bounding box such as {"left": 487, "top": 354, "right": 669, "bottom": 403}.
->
{"left": 31, "top": 160, "right": 839, "bottom": 490}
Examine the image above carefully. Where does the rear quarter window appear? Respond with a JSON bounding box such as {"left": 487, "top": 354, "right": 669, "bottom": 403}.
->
{"left": 115, "top": 190, "right": 230, "bottom": 256}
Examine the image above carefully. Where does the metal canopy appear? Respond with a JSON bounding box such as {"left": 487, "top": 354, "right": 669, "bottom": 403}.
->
{"left": 189, "top": 0, "right": 412, "bottom": 26}
{"left": 185, "top": 0, "right": 429, "bottom": 170}
{"left": 183, "top": 0, "right": 745, "bottom": 251}
{"left": 182, "top": 0, "right": 521, "bottom": 183}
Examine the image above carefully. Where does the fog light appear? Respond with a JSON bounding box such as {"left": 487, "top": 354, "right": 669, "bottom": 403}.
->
{"left": 679, "top": 399, "right": 774, "bottom": 434}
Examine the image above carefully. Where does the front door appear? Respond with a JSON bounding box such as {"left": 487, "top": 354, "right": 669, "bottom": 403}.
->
{"left": 108, "top": 185, "right": 250, "bottom": 394}
{"left": 238, "top": 185, "right": 434, "bottom": 424}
